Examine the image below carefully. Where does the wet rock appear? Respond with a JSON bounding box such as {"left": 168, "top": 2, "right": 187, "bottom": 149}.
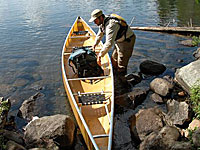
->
{"left": 179, "top": 39, "right": 195, "bottom": 47}
{"left": 150, "top": 93, "right": 164, "bottom": 104}
{"left": 6, "top": 140, "right": 26, "bottom": 150}
{"left": 140, "top": 126, "right": 181, "bottom": 150}
{"left": 132, "top": 107, "right": 164, "bottom": 141}
{"left": 139, "top": 60, "right": 166, "bottom": 75}
{"left": 124, "top": 73, "right": 142, "bottom": 86}
{"left": 115, "top": 93, "right": 130, "bottom": 108}
{"left": 115, "top": 87, "right": 149, "bottom": 108}
{"left": 74, "top": 134, "right": 87, "bottom": 150}
{"left": 3, "top": 130, "right": 24, "bottom": 145}
{"left": 174, "top": 60, "right": 200, "bottom": 94}
{"left": 24, "top": 114, "right": 75, "bottom": 149}
{"left": 193, "top": 47, "right": 200, "bottom": 60}
{"left": 150, "top": 78, "right": 174, "bottom": 97}
{"left": 17, "top": 92, "right": 43, "bottom": 121}
{"left": 192, "top": 128, "right": 200, "bottom": 148}
{"left": 166, "top": 99, "right": 192, "bottom": 126}
{"left": 128, "top": 87, "right": 149, "bottom": 108}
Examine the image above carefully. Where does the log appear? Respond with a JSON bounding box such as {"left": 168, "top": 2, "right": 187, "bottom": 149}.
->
{"left": 130, "top": 26, "right": 200, "bottom": 35}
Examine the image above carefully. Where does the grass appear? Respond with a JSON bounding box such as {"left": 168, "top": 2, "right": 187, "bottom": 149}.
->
{"left": 190, "top": 80, "right": 200, "bottom": 119}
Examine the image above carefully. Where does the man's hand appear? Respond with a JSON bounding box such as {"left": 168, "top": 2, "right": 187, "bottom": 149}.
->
{"left": 97, "top": 55, "right": 101, "bottom": 66}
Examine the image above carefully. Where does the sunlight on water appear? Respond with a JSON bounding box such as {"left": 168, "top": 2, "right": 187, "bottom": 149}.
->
{"left": 0, "top": 0, "right": 199, "bottom": 137}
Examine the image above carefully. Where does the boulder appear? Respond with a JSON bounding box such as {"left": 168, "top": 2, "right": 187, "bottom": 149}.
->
{"left": 17, "top": 92, "right": 43, "bottom": 121}
{"left": 150, "top": 93, "right": 164, "bottom": 104}
{"left": 115, "top": 87, "right": 149, "bottom": 108}
{"left": 174, "top": 60, "right": 200, "bottom": 94}
{"left": 166, "top": 99, "right": 192, "bottom": 126}
{"left": 139, "top": 60, "right": 166, "bottom": 75}
{"left": 140, "top": 126, "right": 183, "bottom": 150}
{"left": 128, "top": 87, "right": 149, "bottom": 108}
{"left": 24, "top": 114, "right": 75, "bottom": 148}
{"left": 150, "top": 78, "right": 174, "bottom": 97}
{"left": 133, "top": 108, "right": 164, "bottom": 141}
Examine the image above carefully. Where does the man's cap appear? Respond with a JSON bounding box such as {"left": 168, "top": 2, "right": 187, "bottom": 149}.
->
{"left": 89, "top": 9, "right": 103, "bottom": 22}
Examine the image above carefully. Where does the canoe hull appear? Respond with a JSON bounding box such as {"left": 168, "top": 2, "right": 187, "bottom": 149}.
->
{"left": 61, "top": 17, "right": 114, "bottom": 150}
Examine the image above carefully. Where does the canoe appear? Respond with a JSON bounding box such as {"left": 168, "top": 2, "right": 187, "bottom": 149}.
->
{"left": 61, "top": 16, "right": 114, "bottom": 150}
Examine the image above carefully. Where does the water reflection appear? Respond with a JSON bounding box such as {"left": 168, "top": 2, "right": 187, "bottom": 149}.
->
{"left": 0, "top": 0, "right": 199, "bottom": 143}
{"left": 157, "top": 0, "right": 200, "bottom": 26}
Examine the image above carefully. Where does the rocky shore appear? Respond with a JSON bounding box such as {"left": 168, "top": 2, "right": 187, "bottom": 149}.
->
{"left": 0, "top": 43, "right": 200, "bottom": 150}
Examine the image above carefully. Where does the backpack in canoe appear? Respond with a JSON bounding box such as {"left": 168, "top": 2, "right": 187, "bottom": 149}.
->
{"left": 68, "top": 47, "right": 104, "bottom": 78}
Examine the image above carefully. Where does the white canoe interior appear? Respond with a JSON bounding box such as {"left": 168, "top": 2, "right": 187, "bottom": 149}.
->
{"left": 61, "top": 16, "right": 114, "bottom": 150}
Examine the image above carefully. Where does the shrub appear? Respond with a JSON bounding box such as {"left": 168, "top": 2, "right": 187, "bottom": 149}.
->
{"left": 190, "top": 80, "right": 200, "bottom": 119}
{"left": 192, "top": 36, "right": 200, "bottom": 46}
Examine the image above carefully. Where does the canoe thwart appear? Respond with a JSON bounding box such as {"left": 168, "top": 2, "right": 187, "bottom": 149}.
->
{"left": 67, "top": 75, "right": 111, "bottom": 81}
{"left": 72, "top": 30, "right": 88, "bottom": 35}
{"left": 73, "top": 91, "right": 112, "bottom": 96}
{"left": 78, "top": 93, "right": 106, "bottom": 105}
{"left": 93, "top": 134, "right": 109, "bottom": 139}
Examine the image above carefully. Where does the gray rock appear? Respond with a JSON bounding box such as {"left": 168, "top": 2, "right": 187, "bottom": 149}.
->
{"left": 134, "top": 108, "right": 164, "bottom": 141}
{"left": 166, "top": 99, "right": 192, "bottom": 126}
{"left": 150, "top": 93, "right": 164, "bottom": 104}
{"left": 150, "top": 78, "right": 174, "bottom": 96}
{"left": 17, "top": 92, "right": 42, "bottom": 121}
{"left": 174, "top": 60, "right": 200, "bottom": 94}
{"left": 24, "top": 114, "right": 75, "bottom": 148}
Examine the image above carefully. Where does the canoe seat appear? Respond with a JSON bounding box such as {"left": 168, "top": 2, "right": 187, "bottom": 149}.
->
{"left": 78, "top": 93, "right": 106, "bottom": 105}
{"left": 93, "top": 134, "right": 109, "bottom": 139}
{"left": 72, "top": 31, "right": 88, "bottom": 35}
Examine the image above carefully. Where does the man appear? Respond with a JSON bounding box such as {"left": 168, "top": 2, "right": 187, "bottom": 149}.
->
{"left": 89, "top": 9, "right": 136, "bottom": 75}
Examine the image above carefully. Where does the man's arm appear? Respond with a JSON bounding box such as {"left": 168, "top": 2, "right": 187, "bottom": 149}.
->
{"left": 99, "top": 22, "right": 120, "bottom": 57}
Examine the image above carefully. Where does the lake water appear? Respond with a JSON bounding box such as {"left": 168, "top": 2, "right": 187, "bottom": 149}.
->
{"left": 0, "top": 0, "right": 200, "bottom": 148}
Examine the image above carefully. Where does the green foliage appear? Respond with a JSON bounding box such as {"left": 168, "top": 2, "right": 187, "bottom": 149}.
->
{"left": 195, "top": 0, "right": 200, "bottom": 4}
{"left": 0, "top": 100, "right": 10, "bottom": 115}
{"left": 190, "top": 80, "right": 200, "bottom": 119}
{"left": 192, "top": 36, "right": 200, "bottom": 46}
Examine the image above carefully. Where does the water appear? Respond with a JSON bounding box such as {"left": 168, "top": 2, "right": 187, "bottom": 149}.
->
{"left": 0, "top": 0, "right": 200, "bottom": 148}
